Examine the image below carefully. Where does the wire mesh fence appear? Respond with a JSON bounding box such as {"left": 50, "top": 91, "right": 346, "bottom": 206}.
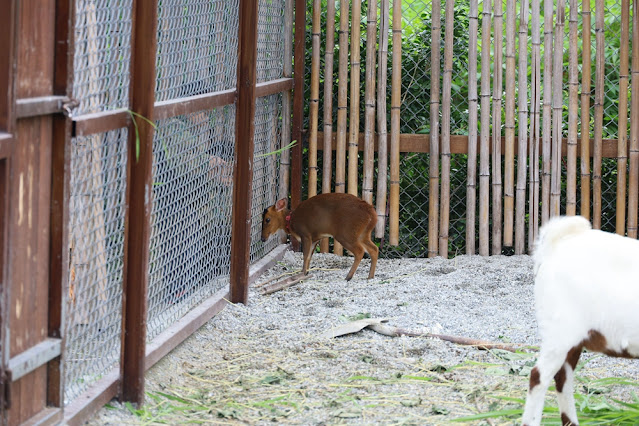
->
{"left": 73, "top": 0, "right": 132, "bottom": 115}
{"left": 257, "top": 0, "right": 286, "bottom": 83}
{"left": 302, "top": 0, "right": 626, "bottom": 257}
{"left": 155, "top": 0, "right": 239, "bottom": 102}
{"left": 250, "top": 94, "right": 284, "bottom": 263}
{"left": 147, "top": 108, "right": 236, "bottom": 341}
{"left": 65, "top": 129, "right": 128, "bottom": 403}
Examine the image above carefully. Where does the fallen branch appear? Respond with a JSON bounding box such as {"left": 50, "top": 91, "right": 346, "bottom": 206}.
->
{"left": 260, "top": 273, "right": 312, "bottom": 295}
{"left": 368, "top": 323, "right": 518, "bottom": 352}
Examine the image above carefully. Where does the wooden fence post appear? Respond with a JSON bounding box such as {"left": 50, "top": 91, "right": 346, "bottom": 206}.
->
{"left": 230, "top": 0, "right": 259, "bottom": 304}
{"left": 120, "top": 0, "right": 158, "bottom": 404}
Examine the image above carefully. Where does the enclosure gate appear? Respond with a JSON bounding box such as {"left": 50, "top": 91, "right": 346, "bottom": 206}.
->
{"left": 0, "top": 0, "right": 297, "bottom": 424}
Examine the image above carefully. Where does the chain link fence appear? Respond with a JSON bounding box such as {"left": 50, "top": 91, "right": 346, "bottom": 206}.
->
{"left": 304, "top": 0, "right": 625, "bottom": 256}
{"left": 65, "top": 0, "right": 286, "bottom": 408}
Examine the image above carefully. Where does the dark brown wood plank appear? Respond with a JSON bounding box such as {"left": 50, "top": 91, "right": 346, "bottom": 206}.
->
{"left": 229, "top": 0, "right": 259, "bottom": 304}
{"left": 47, "top": 0, "right": 74, "bottom": 408}
{"left": 120, "top": 0, "right": 158, "bottom": 404}
{"left": 0, "top": 0, "right": 17, "bottom": 132}
{"left": 62, "top": 369, "right": 119, "bottom": 426}
{"left": 72, "top": 109, "right": 130, "bottom": 137}
{"left": 255, "top": 78, "right": 294, "bottom": 98}
{"left": 154, "top": 89, "right": 236, "bottom": 120}
{"left": 290, "top": 0, "right": 306, "bottom": 252}
{"left": 316, "top": 132, "right": 622, "bottom": 158}
{"left": 15, "top": 96, "right": 67, "bottom": 119}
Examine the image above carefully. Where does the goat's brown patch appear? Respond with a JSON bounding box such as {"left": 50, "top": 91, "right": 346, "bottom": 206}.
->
{"left": 583, "top": 330, "right": 635, "bottom": 359}
{"left": 529, "top": 366, "right": 541, "bottom": 391}
{"left": 561, "top": 412, "right": 577, "bottom": 425}
{"left": 566, "top": 345, "right": 583, "bottom": 370}
{"left": 554, "top": 365, "right": 567, "bottom": 393}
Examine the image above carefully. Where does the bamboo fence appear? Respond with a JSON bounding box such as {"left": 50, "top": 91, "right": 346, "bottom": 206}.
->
{"left": 492, "top": 0, "right": 504, "bottom": 256}
{"left": 439, "top": 0, "right": 454, "bottom": 257}
{"left": 320, "top": 0, "right": 335, "bottom": 252}
{"left": 300, "top": 0, "right": 637, "bottom": 258}
{"left": 362, "top": 0, "right": 377, "bottom": 206}
{"left": 389, "top": 0, "right": 401, "bottom": 246}
{"left": 479, "top": 0, "right": 492, "bottom": 256}
{"left": 375, "top": 0, "right": 390, "bottom": 238}
{"left": 428, "top": 0, "right": 441, "bottom": 258}
{"left": 466, "top": 0, "right": 479, "bottom": 255}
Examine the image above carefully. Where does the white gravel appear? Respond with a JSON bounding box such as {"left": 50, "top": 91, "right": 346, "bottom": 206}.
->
{"left": 88, "top": 252, "right": 639, "bottom": 425}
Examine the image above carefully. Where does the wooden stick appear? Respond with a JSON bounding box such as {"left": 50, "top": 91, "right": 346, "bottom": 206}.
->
{"left": 348, "top": 0, "right": 362, "bottom": 197}
{"left": 321, "top": 0, "right": 336, "bottom": 252}
{"left": 592, "top": 0, "right": 605, "bottom": 229}
{"left": 541, "top": 0, "right": 553, "bottom": 225}
{"left": 429, "top": 0, "right": 441, "bottom": 257}
{"left": 550, "top": 0, "right": 565, "bottom": 218}
{"left": 616, "top": 0, "right": 630, "bottom": 234}
{"left": 260, "top": 273, "right": 312, "bottom": 295}
{"left": 503, "top": 0, "right": 516, "bottom": 248}
{"left": 376, "top": 0, "right": 390, "bottom": 238}
{"left": 440, "top": 0, "right": 454, "bottom": 257}
{"left": 307, "top": 0, "right": 321, "bottom": 199}
{"left": 492, "top": 0, "right": 504, "bottom": 255}
{"left": 528, "top": 0, "right": 541, "bottom": 251}
{"left": 629, "top": 0, "right": 639, "bottom": 238}
{"left": 580, "top": 0, "right": 592, "bottom": 220}
{"left": 566, "top": 0, "right": 579, "bottom": 217}
{"left": 466, "top": 0, "right": 479, "bottom": 254}
{"left": 479, "top": 0, "right": 492, "bottom": 256}
{"left": 515, "top": 0, "right": 529, "bottom": 254}
{"left": 334, "top": 0, "right": 349, "bottom": 254}
{"left": 389, "top": 0, "right": 402, "bottom": 246}
{"left": 362, "top": 0, "right": 377, "bottom": 206}
{"left": 279, "top": 0, "right": 294, "bottom": 244}
{"left": 367, "top": 324, "right": 519, "bottom": 352}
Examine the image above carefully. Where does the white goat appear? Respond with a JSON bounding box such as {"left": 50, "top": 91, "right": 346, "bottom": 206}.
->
{"left": 522, "top": 215, "right": 639, "bottom": 426}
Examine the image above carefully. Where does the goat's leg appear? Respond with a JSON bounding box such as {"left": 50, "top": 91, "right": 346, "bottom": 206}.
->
{"left": 555, "top": 346, "right": 582, "bottom": 426}
{"left": 522, "top": 347, "right": 571, "bottom": 426}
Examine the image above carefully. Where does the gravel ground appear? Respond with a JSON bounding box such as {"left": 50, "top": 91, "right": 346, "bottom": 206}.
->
{"left": 88, "top": 252, "right": 639, "bottom": 425}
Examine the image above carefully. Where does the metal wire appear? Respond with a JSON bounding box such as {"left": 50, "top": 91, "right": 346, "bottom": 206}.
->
{"left": 147, "top": 107, "right": 236, "bottom": 342}
{"left": 73, "top": 0, "right": 132, "bottom": 115}
{"left": 250, "top": 94, "right": 283, "bottom": 263}
{"left": 257, "top": 0, "right": 286, "bottom": 83}
{"left": 155, "top": 0, "right": 239, "bottom": 102}
{"left": 64, "top": 129, "right": 128, "bottom": 403}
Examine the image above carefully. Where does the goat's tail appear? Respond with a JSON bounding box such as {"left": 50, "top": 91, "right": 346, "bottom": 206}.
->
{"left": 533, "top": 215, "right": 591, "bottom": 270}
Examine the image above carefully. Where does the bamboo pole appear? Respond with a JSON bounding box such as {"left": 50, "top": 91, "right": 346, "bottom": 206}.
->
{"left": 528, "top": 0, "right": 540, "bottom": 252}
{"left": 592, "top": 0, "right": 604, "bottom": 229}
{"left": 580, "top": 0, "right": 592, "bottom": 220}
{"left": 616, "top": 0, "right": 630, "bottom": 234}
{"left": 362, "top": 0, "right": 377, "bottom": 205}
{"left": 429, "top": 0, "right": 441, "bottom": 257}
{"left": 308, "top": 0, "right": 321, "bottom": 199}
{"left": 503, "top": 0, "right": 516, "bottom": 246}
{"left": 550, "top": 0, "right": 565, "bottom": 218}
{"left": 541, "top": 0, "right": 553, "bottom": 224}
{"left": 515, "top": 0, "right": 529, "bottom": 254}
{"left": 628, "top": 0, "right": 639, "bottom": 237}
{"left": 348, "top": 0, "right": 362, "bottom": 197}
{"left": 334, "top": 0, "right": 349, "bottom": 254}
{"left": 389, "top": 0, "right": 402, "bottom": 246}
{"left": 492, "top": 0, "right": 503, "bottom": 255}
{"left": 376, "top": 0, "right": 390, "bottom": 238}
{"left": 466, "top": 0, "right": 479, "bottom": 254}
{"left": 320, "top": 0, "right": 336, "bottom": 252}
{"left": 279, "top": 0, "right": 294, "bottom": 216}
{"left": 566, "top": 0, "right": 579, "bottom": 216}
{"left": 479, "top": 0, "right": 492, "bottom": 256}
{"left": 439, "top": 0, "right": 454, "bottom": 257}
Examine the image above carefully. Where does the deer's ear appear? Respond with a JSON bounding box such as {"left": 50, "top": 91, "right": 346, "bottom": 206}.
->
{"left": 275, "top": 198, "right": 287, "bottom": 211}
